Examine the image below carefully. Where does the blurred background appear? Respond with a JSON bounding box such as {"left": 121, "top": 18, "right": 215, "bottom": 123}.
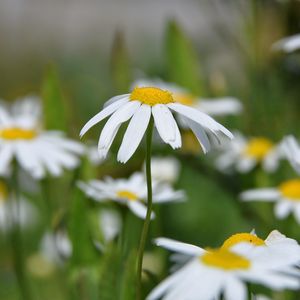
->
{"left": 1, "top": 0, "right": 300, "bottom": 299}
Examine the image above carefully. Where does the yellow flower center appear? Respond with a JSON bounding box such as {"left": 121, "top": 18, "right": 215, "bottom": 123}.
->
{"left": 116, "top": 190, "right": 138, "bottom": 201}
{"left": 0, "top": 181, "right": 8, "bottom": 203}
{"left": 201, "top": 248, "right": 250, "bottom": 270}
{"left": 0, "top": 127, "right": 37, "bottom": 140}
{"left": 243, "top": 138, "right": 274, "bottom": 160}
{"left": 221, "top": 233, "right": 265, "bottom": 250}
{"left": 279, "top": 179, "right": 300, "bottom": 200}
{"left": 130, "top": 87, "right": 174, "bottom": 106}
{"left": 173, "top": 93, "right": 196, "bottom": 106}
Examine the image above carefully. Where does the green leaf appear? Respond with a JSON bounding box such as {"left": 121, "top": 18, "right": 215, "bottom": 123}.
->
{"left": 110, "top": 31, "right": 132, "bottom": 93}
{"left": 41, "top": 64, "right": 68, "bottom": 131}
{"left": 165, "top": 20, "right": 203, "bottom": 94}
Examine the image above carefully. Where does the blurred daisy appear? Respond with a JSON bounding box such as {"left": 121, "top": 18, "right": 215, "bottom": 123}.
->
{"left": 215, "top": 132, "right": 281, "bottom": 173}
{"left": 0, "top": 97, "right": 84, "bottom": 179}
{"left": 80, "top": 86, "right": 233, "bottom": 163}
{"left": 132, "top": 78, "right": 242, "bottom": 116}
{"left": 86, "top": 144, "right": 106, "bottom": 166}
{"left": 147, "top": 238, "right": 300, "bottom": 300}
{"left": 281, "top": 135, "right": 300, "bottom": 174}
{"left": 144, "top": 156, "right": 180, "bottom": 184}
{"left": 78, "top": 172, "right": 185, "bottom": 219}
{"left": 272, "top": 34, "right": 300, "bottom": 53}
{"left": 0, "top": 181, "right": 37, "bottom": 232}
{"left": 221, "top": 230, "right": 300, "bottom": 267}
{"left": 240, "top": 179, "right": 300, "bottom": 223}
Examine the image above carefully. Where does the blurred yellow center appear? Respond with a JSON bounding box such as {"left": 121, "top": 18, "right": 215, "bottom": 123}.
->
{"left": 0, "top": 181, "right": 8, "bottom": 203}
{"left": 243, "top": 138, "right": 274, "bottom": 160}
{"left": 221, "top": 233, "right": 265, "bottom": 250}
{"left": 0, "top": 127, "right": 37, "bottom": 140}
{"left": 279, "top": 179, "right": 300, "bottom": 200}
{"left": 130, "top": 87, "right": 174, "bottom": 106}
{"left": 117, "top": 190, "right": 138, "bottom": 201}
{"left": 201, "top": 248, "right": 250, "bottom": 270}
{"left": 174, "top": 93, "right": 196, "bottom": 106}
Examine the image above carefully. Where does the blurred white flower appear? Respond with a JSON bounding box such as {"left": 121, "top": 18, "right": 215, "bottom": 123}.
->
{"left": 281, "top": 135, "right": 300, "bottom": 174}
{"left": 132, "top": 78, "right": 243, "bottom": 117}
{"left": 144, "top": 156, "right": 180, "bottom": 184}
{"left": 78, "top": 172, "right": 185, "bottom": 219}
{"left": 40, "top": 230, "right": 72, "bottom": 265}
{"left": 86, "top": 144, "right": 106, "bottom": 166}
{"left": 0, "top": 97, "right": 85, "bottom": 179}
{"left": 98, "top": 208, "right": 121, "bottom": 242}
{"left": 240, "top": 179, "right": 300, "bottom": 223}
{"left": 0, "top": 181, "right": 37, "bottom": 232}
{"left": 80, "top": 86, "right": 233, "bottom": 163}
{"left": 272, "top": 34, "right": 300, "bottom": 53}
{"left": 147, "top": 237, "right": 300, "bottom": 300}
{"left": 215, "top": 132, "right": 282, "bottom": 173}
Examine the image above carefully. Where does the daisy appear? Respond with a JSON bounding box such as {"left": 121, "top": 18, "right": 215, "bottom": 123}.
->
{"left": 215, "top": 132, "right": 282, "bottom": 173}
{"left": 240, "top": 179, "right": 300, "bottom": 224}
{"left": 281, "top": 135, "right": 300, "bottom": 174}
{"left": 0, "top": 97, "right": 85, "bottom": 179}
{"left": 78, "top": 172, "right": 185, "bottom": 219}
{"left": 0, "top": 180, "right": 37, "bottom": 231}
{"left": 147, "top": 238, "right": 300, "bottom": 300}
{"left": 221, "top": 230, "right": 300, "bottom": 267}
{"left": 80, "top": 86, "right": 233, "bottom": 163}
{"left": 144, "top": 156, "right": 180, "bottom": 184}
{"left": 132, "top": 78, "right": 243, "bottom": 117}
{"left": 272, "top": 34, "right": 300, "bottom": 53}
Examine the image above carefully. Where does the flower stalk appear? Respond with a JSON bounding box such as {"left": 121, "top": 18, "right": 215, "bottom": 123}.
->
{"left": 136, "top": 117, "right": 154, "bottom": 300}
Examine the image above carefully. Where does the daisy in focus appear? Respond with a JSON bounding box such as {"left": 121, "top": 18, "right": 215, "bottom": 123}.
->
{"left": 0, "top": 180, "right": 37, "bottom": 232}
{"left": 78, "top": 172, "right": 185, "bottom": 219}
{"left": 281, "top": 135, "right": 300, "bottom": 174}
{"left": 132, "top": 78, "right": 243, "bottom": 117}
{"left": 80, "top": 86, "right": 233, "bottom": 163}
{"left": 272, "top": 34, "right": 300, "bottom": 53}
{"left": 0, "top": 97, "right": 84, "bottom": 179}
{"left": 147, "top": 237, "right": 300, "bottom": 300}
{"left": 240, "top": 179, "right": 300, "bottom": 224}
{"left": 215, "top": 132, "right": 282, "bottom": 173}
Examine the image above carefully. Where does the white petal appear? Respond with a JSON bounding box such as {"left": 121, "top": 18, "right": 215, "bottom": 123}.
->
{"left": 117, "top": 104, "right": 151, "bottom": 163}
{"left": 168, "top": 103, "right": 233, "bottom": 139}
{"left": 127, "top": 201, "right": 155, "bottom": 219}
{"left": 236, "top": 157, "right": 256, "bottom": 173}
{"left": 224, "top": 277, "right": 247, "bottom": 300}
{"left": 154, "top": 238, "right": 204, "bottom": 256}
{"left": 274, "top": 201, "right": 291, "bottom": 219}
{"left": 0, "top": 144, "right": 13, "bottom": 175}
{"left": 79, "top": 97, "right": 128, "bottom": 137}
{"left": 182, "top": 117, "right": 211, "bottom": 153}
{"left": 240, "top": 189, "right": 280, "bottom": 202}
{"left": 98, "top": 101, "right": 141, "bottom": 159}
{"left": 152, "top": 105, "right": 179, "bottom": 147}
{"left": 103, "top": 94, "right": 130, "bottom": 108}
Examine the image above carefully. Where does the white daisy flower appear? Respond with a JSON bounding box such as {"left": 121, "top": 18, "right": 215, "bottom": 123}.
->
{"left": 281, "top": 135, "right": 300, "bottom": 174}
{"left": 0, "top": 97, "right": 85, "bottom": 179}
{"left": 132, "top": 78, "right": 243, "bottom": 117}
{"left": 221, "top": 230, "right": 300, "bottom": 268}
{"left": 147, "top": 238, "right": 300, "bottom": 300}
{"left": 144, "top": 156, "right": 180, "bottom": 184}
{"left": 215, "top": 132, "right": 282, "bottom": 173}
{"left": 80, "top": 86, "right": 233, "bottom": 163}
{"left": 240, "top": 179, "right": 300, "bottom": 224}
{"left": 40, "top": 230, "right": 72, "bottom": 265}
{"left": 0, "top": 181, "right": 37, "bottom": 232}
{"left": 78, "top": 172, "right": 185, "bottom": 219}
{"left": 272, "top": 34, "right": 300, "bottom": 53}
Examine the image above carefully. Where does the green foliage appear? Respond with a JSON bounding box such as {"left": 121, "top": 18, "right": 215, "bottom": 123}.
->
{"left": 165, "top": 20, "right": 203, "bottom": 94}
{"left": 110, "top": 31, "right": 132, "bottom": 94}
{"left": 41, "top": 64, "right": 68, "bottom": 131}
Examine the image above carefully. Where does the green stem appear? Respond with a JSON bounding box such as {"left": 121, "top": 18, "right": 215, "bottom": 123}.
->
{"left": 9, "top": 164, "right": 32, "bottom": 300}
{"left": 136, "top": 117, "right": 154, "bottom": 300}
